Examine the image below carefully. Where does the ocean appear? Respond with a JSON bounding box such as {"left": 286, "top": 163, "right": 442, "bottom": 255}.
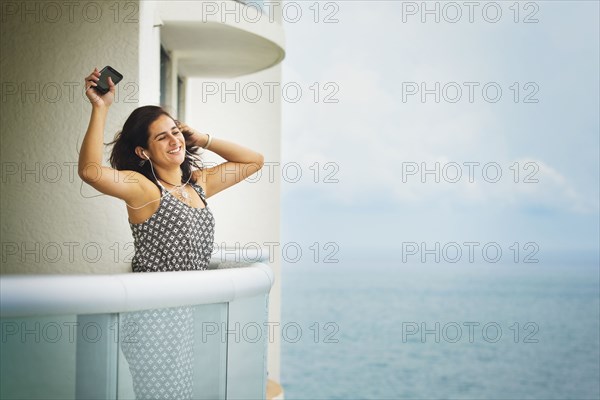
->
{"left": 280, "top": 260, "right": 600, "bottom": 399}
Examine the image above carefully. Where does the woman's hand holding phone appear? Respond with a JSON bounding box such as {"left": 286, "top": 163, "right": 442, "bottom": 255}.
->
{"left": 85, "top": 67, "right": 116, "bottom": 108}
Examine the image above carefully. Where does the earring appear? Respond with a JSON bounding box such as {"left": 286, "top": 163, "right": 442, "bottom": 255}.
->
{"left": 139, "top": 159, "right": 146, "bottom": 166}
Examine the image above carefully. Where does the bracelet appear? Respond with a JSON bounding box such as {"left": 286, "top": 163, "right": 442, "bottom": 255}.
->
{"left": 203, "top": 133, "right": 212, "bottom": 149}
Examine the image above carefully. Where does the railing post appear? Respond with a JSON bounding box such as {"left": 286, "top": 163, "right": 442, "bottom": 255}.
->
{"left": 75, "top": 314, "right": 118, "bottom": 400}
{"left": 225, "top": 294, "right": 270, "bottom": 399}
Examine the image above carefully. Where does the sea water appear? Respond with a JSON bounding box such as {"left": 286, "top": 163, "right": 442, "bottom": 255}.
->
{"left": 281, "top": 260, "right": 600, "bottom": 399}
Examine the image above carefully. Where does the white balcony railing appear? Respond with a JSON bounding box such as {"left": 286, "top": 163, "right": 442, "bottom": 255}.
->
{"left": 0, "top": 262, "right": 274, "bottom": 400}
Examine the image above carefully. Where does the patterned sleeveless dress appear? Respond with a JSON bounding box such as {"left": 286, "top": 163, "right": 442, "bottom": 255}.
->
{"left": 121, "top": 182, "right": 215, "bottom": 399}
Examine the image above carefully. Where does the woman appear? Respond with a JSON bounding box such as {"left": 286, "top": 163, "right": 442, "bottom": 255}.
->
{"left": 79, "top": 67, "right": 264, "bottom": 398}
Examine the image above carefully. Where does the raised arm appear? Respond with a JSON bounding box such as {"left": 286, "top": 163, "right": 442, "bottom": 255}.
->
{"left": 179, "top": 122, "right": 264, "bottom": 198}
{"left": 78, "top": 68, "right": 148, "bottom": 205}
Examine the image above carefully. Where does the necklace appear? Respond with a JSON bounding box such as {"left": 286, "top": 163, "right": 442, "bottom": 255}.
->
{"left": 160, "top": 178, "right": 191, "bottom": 204}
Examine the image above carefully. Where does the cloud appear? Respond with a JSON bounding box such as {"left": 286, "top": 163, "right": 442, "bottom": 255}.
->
{"left": 281, "top": 2, "right": 599, "bottom": 216}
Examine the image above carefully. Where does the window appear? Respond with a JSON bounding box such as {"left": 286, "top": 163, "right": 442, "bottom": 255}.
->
{"left": 160, "top": 46, "right": 171, "bottom": 108}
{"left": 177, "top": 75, "right": 186, "bottom": 121}
{"left": 160, "top": 46, "right": 184, "bottom": 118}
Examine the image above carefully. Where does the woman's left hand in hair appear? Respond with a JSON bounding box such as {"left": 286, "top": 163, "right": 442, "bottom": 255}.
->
{"left": 177, "top": 121, "right": 210, "bottom": 149}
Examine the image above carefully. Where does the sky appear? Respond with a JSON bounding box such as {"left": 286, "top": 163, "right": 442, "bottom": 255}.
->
{"left": 279, "top": 1, "right": 599, "bottom": 263}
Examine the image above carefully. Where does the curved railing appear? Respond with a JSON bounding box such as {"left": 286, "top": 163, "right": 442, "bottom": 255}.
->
{"left": 0, "top": 262, "right": 274, "bottom": 400}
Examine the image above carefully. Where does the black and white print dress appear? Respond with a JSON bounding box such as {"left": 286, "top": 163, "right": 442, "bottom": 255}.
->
{"left": 121, "top": 183, "right": 215, "bottom": 400}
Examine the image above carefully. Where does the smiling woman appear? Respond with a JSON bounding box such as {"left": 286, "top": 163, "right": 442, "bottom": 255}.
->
{"left": 77, "top": 67, "right": 265, "bottom": 399}
{"left": 78, "top": 66, "right": 264, "bottom": 268}
{"left": 79, "top": 68, "right": 264, "bottom": 220}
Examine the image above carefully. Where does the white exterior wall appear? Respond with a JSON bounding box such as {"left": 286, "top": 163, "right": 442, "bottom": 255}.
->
{"left": 1, "top": 0, "right": 143, "bottom": 274}
{"left": 138, "top": 1, "right": 162, "bottom": 106}
{"left": 187, "top": 68, "right": 283, "bottom": 382}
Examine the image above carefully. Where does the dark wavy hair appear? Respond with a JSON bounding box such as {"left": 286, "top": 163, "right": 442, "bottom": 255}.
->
{"left": 107, "top": 106, "right": 203, "bottom": 188}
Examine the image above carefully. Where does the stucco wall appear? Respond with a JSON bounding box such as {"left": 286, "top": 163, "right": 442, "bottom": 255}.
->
{"left": 1, "top": 0, "right": 142, "bottom": 274}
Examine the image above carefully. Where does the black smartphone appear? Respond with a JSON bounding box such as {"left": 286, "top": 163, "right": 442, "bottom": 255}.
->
{"left": 95, "top": 66, "right": 123, "bottom": 94}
